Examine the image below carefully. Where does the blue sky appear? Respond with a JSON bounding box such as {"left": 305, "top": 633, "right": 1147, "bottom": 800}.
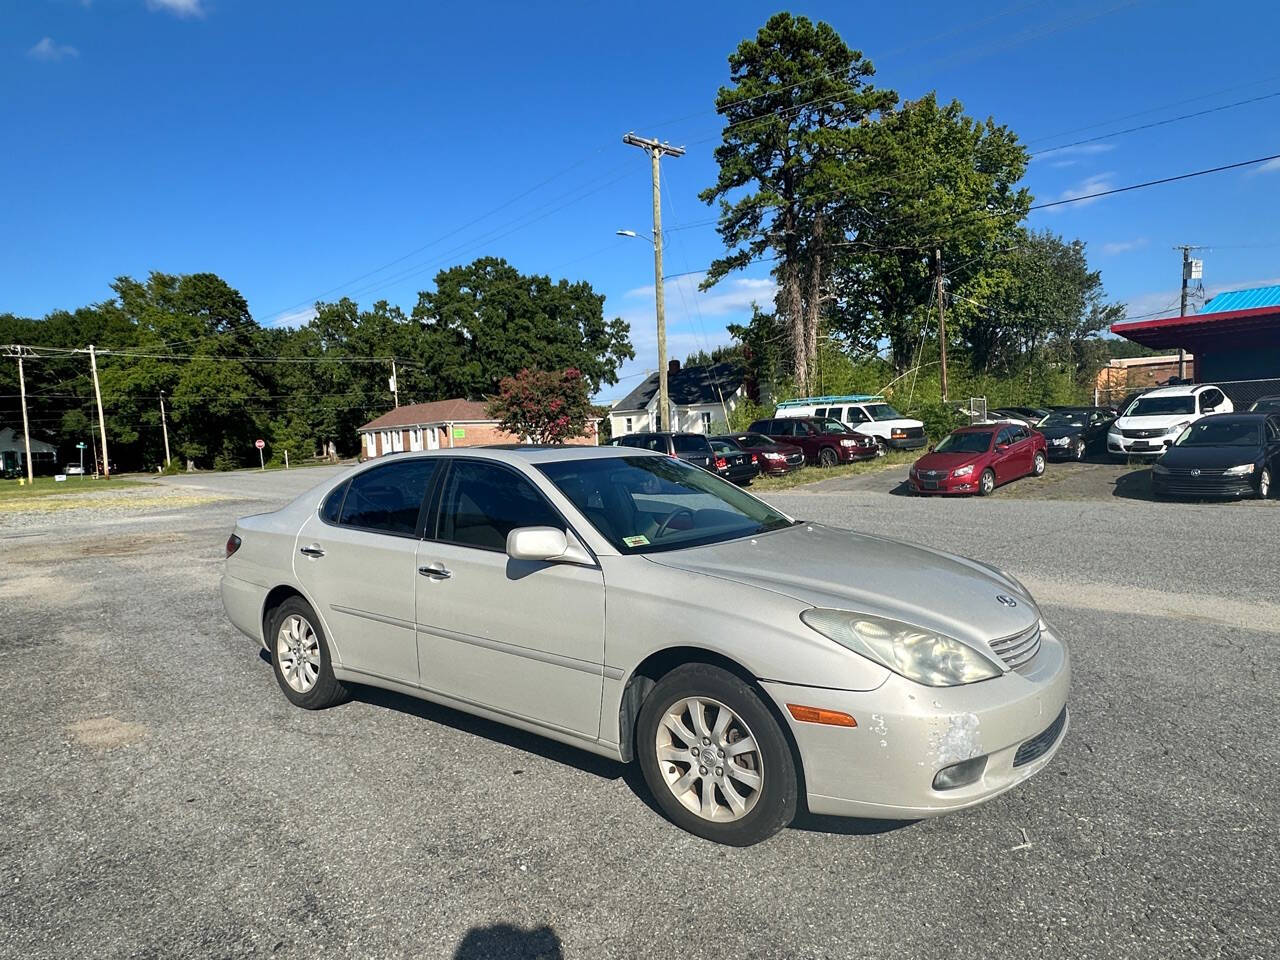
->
{"left": 5, "top": 0, "right": 1280, "bottom": 403}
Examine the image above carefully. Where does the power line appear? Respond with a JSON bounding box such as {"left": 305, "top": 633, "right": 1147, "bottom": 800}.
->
{"left": 1029, "top": 152, "right": 1280, "bottom": 209}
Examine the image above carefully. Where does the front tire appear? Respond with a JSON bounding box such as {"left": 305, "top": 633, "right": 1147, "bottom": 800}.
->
{"left": 1074, "top": 438, "right": 1086, "bottom": 461}
{"left": 978, "top": 468, "right": 996, "bottom": 496}
{"left": 1259, "top": 466, "right": 1272, "bottom": 499}
{"left": 636, "top": 664, "right": 797, "bottom": 846}
{"left": 270, "top": 598, "right": 348, "bottom": 710}
{"left": 818, "top": 447, "right": 838, "bottom": 468}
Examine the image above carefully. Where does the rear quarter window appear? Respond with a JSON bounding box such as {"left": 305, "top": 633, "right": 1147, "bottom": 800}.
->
{"left": 320, "top": 480, "right": 349, "bottom": 524}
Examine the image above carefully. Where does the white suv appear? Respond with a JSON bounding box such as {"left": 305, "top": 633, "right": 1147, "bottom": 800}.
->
{"left": 775, "top": 396, "right": 927, "bottom": 450}
{"left": 1107, "top": 384, "right": 1233, "bottom": 458}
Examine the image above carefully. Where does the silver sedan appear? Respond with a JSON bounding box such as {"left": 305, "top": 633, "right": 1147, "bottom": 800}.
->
{"left": 222, "top": 445, "right": 1069, "bottom": 846}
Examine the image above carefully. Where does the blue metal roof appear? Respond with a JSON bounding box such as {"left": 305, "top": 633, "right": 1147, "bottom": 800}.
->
{"left": 1200, "top": 284, "right": 1280, "bottom": 315}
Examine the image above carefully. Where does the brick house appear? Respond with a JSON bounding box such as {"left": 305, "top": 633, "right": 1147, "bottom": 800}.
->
{"left": 357, "top": 398, "right": 598, "bottom": 459}
{"left": 1094, "top": 354, "right": 1195, "bottom": 407}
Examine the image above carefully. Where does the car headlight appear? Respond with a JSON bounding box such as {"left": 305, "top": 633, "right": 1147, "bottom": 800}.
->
{"left": 952, "top": 464, "right": 974, "bottom": 478}
{"left": 1166, "top": 421, "right": 1191, "bottom": 434}
{"left": 1151, "top": 463, "right": 1170, "bottom": 475}
{"left": 801, "top": 609, "right": 1003, "bottom": 687}
{"left": 839, "top": 438, "right": 857, "bottom": 447}
{"left": 1051, "top": 436, "right": 1071, "bottom": 446}
{"left": 1224, "top": 463, "right": 1255, "bottom": 476}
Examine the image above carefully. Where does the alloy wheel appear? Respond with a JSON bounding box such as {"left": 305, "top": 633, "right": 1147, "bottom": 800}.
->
{"left": 1034, "top": 452, "right": 1046, "bottom": 476}
{"left": 1075, "top": 439, "right": 1085, "bottom": 460}
{"left": 1261, "top": 468, "right": 1272, "bottom": 499}
{"left": 654, "top": 697, "right": 763, "bottom": 823}
{"left": 276, "top": 614, "right": 321, "bottom": 693}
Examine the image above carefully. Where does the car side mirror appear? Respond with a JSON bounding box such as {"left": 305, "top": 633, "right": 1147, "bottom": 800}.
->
{"left": 927, "top": 444, "right": 935, "bottom": 453}
{"left": 996, "top": 443, "right": 1010, "bottom": 452}
{"left": 506, "top": 526, "right": 592, "bottom": 565}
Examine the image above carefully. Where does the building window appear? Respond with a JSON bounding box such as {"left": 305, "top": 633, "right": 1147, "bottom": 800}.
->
{"left": 365, "top": 433, "right": 377, "bottom": 458}
{"left": 624, "top": 417, "right": 633, "bottom": 434}
{"left": 701, "top": 411, "right": 712, "bottom": 433}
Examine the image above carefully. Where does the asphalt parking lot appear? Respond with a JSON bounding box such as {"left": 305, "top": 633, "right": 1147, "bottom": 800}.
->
{"left": 2, "top": 463, "right": 1277, "bottom": 959}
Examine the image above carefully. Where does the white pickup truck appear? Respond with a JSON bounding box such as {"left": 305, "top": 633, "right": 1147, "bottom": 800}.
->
{"left": 774, "top": 395, "right": 928, "bottom": 450}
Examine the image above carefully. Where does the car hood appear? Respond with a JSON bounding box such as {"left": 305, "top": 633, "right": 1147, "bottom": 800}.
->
{"left": 1114, "top": 413, "right": 1194, "bottom": 432}
{"left": 870, "top": 417, "right": 924, "bottom": 430}
{"left": 913, "top": 451, "right": 983, "bottom": 472}
{"left": 1039, "top": 424, "right": 1084, "bottom": 440}
{"left": 1159, "top": 445, "right": 1261, "bottom": 469}
{"left": 645, "top": 523, "right": 1037, "bottom": 654}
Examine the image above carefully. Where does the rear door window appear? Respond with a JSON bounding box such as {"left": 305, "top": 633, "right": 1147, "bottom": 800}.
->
{"left": 674, "top": 434, "right": 711, "bottom": 455}
{"left": 339, "top": 459, "right": 440, "bottom": 537}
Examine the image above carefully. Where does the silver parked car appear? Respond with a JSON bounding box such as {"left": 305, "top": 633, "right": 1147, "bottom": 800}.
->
{"left": 222, "top": 445, "right": 1069, "bottom": 845}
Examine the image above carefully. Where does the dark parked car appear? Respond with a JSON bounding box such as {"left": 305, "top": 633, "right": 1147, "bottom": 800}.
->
{"left": 909, "top": 422, "right": 1047, "bottom": 496}
{"left": 747, "top": 417, "right": 878, "bottom": 467}
{"left": 707, "top": 437, "right": 760, "bottom": 486}
{"left": 991, "top": 406, "right": 1050, "bottom": 428}
{"left": 611, "top": 432, "right": 715, "bottom": 471}
{"left": 1151, "top": 413, "right": 1279, "bottom": 500}
{"left": 713, "top": 432, "right": 805, "bottom": 476}
{"left": 1248, "top": 395, "right": 1280, "bottom": 414}
{"left": 1038, "top": 406, "right": 1117, "bottom": 460}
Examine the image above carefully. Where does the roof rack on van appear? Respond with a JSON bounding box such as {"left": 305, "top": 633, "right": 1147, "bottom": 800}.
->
{"left": 775, "top": 394, "right": 883, "bottom": 408}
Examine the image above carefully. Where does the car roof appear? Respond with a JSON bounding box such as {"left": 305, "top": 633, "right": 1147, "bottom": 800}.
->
{"left": 382, "top": 445, "right": 659, "bottom": 465}
{"left": 1197, "top": 411, "right": 1268, "bottom": 421}
{"left": 954, "top": 424, "right": 1001, "bottom": 434}
{"left": 1139, "top": 383, "right": 1219, "bottom": 397}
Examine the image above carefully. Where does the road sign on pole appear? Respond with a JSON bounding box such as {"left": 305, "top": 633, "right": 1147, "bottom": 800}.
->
{"left": 255, "top": 438, "right": 265, "bottom": 470}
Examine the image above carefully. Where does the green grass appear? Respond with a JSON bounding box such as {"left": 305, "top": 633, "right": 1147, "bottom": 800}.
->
{"left": 749, "top": 450, "right": 917, "bottom": 492}
{"left": 0, "top": 474, "right": 146, "bottom": 501}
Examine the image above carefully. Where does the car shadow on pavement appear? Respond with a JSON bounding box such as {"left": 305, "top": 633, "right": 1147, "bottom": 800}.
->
{"left": 1112, "top": 466, "right": 1156, "bottom": 501}
{"left": 790, "top": 810, "right": 917, "bottom": 836}
{"left": 454, "top": 922, "right": 562, "bottom": 959}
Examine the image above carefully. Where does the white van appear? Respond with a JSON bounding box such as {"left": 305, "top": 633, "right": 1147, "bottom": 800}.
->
{"left": 1106, "top": 383, "right": 1233, "bottom": 458}
{"left": 775, "top": 395, "right": 927, "bottom": 450}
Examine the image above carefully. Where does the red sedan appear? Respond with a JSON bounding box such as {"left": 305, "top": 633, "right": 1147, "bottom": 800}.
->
{"left": 909, "top": 422, "right": 1047, "bottom": 496}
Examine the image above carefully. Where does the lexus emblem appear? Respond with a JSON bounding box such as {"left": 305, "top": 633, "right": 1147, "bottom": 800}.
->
{"left": 996, "top": 595, "right": 1018, "bottom": 608}
{"left": 1190, "top": 468, "right": 1201, "bottom": 477}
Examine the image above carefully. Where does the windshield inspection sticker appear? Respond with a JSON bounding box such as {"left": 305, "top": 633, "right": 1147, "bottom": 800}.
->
{"left": 623, "top": 535, "right": 650, "bottom": 547}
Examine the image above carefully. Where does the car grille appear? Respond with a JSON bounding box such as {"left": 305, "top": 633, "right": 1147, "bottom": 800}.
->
{"left": 785, "top": 452, "right": 804, "bottom": 466}
{"left": 1013, "top": 707, "right": 1068, "bottom": 767}
{"left": 988, "top": 623, "right": 1041, "bottom": 670}
{"left": 918, "top": 468, "right": 948, "bottom": 480}
{"left": 901, "top": 427, "right": 925, "bottom": 439}
{"left": 1121, "top": 428, "right": 1166, "bottom": 439}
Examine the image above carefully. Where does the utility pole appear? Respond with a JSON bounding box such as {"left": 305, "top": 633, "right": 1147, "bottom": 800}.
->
{"left": 623, "top": 132, "right": 685, "bottom": 432}
{"left": 16, "top": 351, "right": 34, "bottom": 485}
{"left": 87, "top": 345, "right": 110, "bottom": 479}
{"left": 1175, "top": 245, "right": 1204, "bottom": 381}
{"left": 390, "top": 358, "right": 399, "bottom": 409}
{"left": 935, "top": 249, "right": 949, "bottom": 403}
{"left": 159, "top": 391, "right": 172, "bottom": 467}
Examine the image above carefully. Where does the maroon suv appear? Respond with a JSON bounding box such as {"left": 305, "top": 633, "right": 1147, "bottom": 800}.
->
{"left": 747, "top": 417, "right": 879, "bottom": 466}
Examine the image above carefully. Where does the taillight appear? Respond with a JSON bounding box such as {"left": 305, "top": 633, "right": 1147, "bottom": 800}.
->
{"left": 225, "top": 533, "right": 242, "bottom": 557}
{"left": 715, "top": 456, "right": 728, "bottom": 469}
{"left": 750, "top": 454, "right": 758, "bottom": 464}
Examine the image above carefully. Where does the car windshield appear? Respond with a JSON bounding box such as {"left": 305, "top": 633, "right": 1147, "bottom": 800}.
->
{"left": 816, "top": 419, "right": 852, "bottom": 434}
{"left": 935, "top": 432, "right": 992, "bottom": 454}
{"left": 1041, "top": 411, "right": 1087, "bottom": 427}
{"left": 865, "top": 403, "right": 903, "bottom": 421}
{"left": 1127, "top": 395, "right": 1195, "bottom": 416}
{"left": 1249, "top": 398, "right": 1280, "bottom": 412}
{"left": 538, "top": 455, "right": 794, "bottom": 554}
{"left": 1174, "top": 419, "right": 1260, "bottom": 447}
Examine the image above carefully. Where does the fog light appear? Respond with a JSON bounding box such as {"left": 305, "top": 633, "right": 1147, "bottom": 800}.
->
{"left": 932, "top": 755, "right": 987, "bottom": 790}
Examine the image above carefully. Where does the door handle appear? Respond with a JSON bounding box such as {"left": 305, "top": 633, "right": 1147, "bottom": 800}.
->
{"left": 418, "top": 563, "right": 452, "bottom": 580}
{"left": 299, "top": 544, "right": 325, "bottom": 558}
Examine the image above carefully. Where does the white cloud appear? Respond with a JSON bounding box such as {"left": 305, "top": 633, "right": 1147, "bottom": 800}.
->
{"left": 267, "top": 306, "right": 318, "bottom": 329}
{"left": 1252, "top": 157, "right": 1280, "bottom": 175}
{"left": 27, "top": 37, "right": 79, "bottom": 61}
{"left": 146, "top": 0, "right": 206, "bottom": 17}
{"left": 1049, "top": 172, "right": 1115, "bottom": 211}
{"left": 1102, "top": 238, "right": 1148, "bottom": 255}
{"left": 1031, "top": 142, "right": 1115, "bottom": 164}
{"left": 624, "top": 272, "right": 777, "bottom": 317}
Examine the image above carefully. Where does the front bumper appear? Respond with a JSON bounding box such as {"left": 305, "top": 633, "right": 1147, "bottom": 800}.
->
{"left": 884, "top": 435, "right": 928, "bottom": 450}
{"left": 761, "top": 624, "right": 1070, "bottom": 818}
{"left": 909, "top": 473, "right": 979, "bottom": 495}
{"left": 1152, "top": 474, "right": 1257, "bottom": 499}
{"left": 839, "top": 445, "right": 880, "bottom": 463}
{"left": 1108, "top": 434, "right": 1175, "bottom": 457}
{"left": 1045, "top": 439, "right": 1082, "bottom": 459}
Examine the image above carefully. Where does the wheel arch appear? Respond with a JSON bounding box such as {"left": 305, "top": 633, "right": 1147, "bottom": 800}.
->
{"left": 261, "top": 584, "right": 308, "bottom": 644}
{"left": 615, "top": 646, "right": 807, "bottom": 800}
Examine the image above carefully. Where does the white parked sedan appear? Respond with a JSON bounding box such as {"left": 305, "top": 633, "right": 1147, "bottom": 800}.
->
{"left": 222, "top": 445, "right": 1070, "bottom": 845}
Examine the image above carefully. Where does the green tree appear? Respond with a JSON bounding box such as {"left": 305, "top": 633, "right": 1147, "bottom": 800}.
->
{"left": 486, "top": 368, "right": 594, "bottom": 445}
{"left": 411, "top": 257, "right": 633, "bottom": 398}
{"left": 700, "top": 12, "right": 897, "bottom": 395}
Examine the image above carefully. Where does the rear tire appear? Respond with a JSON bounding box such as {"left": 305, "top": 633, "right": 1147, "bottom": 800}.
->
{"left": 1032, "top": 451, "right": 1046, "bottom": 476}
{"left": 636, "top": 663, "right": 797, "bottom": 847}
{"left": 978, "top": 468, "right": 996, "bottom": 496}
{"left": 269, "top": 597, "right": 348, "bottom": 710}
